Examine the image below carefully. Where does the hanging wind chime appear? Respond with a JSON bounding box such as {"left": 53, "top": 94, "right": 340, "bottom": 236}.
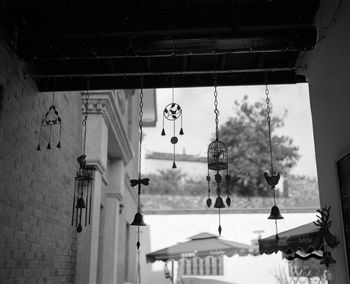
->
{"left": 206, "top": 75, "right": 230, "bottom": 236}
{"left": 130, "top": 77, "right": 149, "bottom": 284}
{"left": 71, "top": 80, "right": 94, "bottom": 233}
{"left": 37, "top": 80, "right": 62, "bottom": 151}
{"left": 161, "top": 76, "right": 184, "bottom": 168}
{"left": 263, "top": 81, "right": 283, "bottom": 241}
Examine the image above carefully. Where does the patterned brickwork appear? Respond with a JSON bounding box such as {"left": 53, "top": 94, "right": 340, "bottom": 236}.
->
{"left": 0, "top": 41, "right": 82, "bottom": 283}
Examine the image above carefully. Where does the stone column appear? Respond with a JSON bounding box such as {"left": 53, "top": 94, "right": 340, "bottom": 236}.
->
{"left": 75, "top": 113, "right": 108, "bottom": 284}
{"left": 100, "top": 159, "right": 125, "bottom": 284}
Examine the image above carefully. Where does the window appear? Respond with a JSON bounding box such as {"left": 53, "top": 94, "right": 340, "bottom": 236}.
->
{"left": 181, "top": 256, "right": 224, "bottom": 276}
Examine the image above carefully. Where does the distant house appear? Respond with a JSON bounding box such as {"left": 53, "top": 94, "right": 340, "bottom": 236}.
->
{"left": 144, "top": 151, "right": 207, "bottom": 180}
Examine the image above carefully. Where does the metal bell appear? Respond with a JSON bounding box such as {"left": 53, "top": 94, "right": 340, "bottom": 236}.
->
{"left": 268, "top": 205, "right": 284, "bottom": 220}
{"left": 131, "top": 212, "right": 146, "bottom": 226}
{"left": 76, "top": 196, "right": 86, "bottom": 209}
{"left": 214, "top": 196, "right": 225, "bottom": 209}
{"left": 321, "top": 251, "right": 336, "bottom": 267}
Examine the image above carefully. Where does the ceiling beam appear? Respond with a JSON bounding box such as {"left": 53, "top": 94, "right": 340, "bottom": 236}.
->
{"left": 26, "top": 66, "right": 303, "bottom": 79}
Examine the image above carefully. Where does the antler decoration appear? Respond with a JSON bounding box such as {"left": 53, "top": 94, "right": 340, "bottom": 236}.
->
{"left": 313, "top": 206, "right": 339, "bottom": 249}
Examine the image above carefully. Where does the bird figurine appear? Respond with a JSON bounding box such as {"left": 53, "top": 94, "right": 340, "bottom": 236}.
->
{"left": 264, "top": 172, "right": 280, "bottom": 187}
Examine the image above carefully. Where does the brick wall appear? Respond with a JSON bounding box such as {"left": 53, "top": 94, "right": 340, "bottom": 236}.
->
{"left": 0, "top": 40, "right": 82, "bottom": 283}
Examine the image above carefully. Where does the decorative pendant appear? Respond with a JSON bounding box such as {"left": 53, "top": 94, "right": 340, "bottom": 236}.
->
{"left": 206, "top": 75, "right": 230, "bottom": 236}
{"left": 161, "top": 101, "right": 184, "bottom": 169}
{"left": 36, "top": 104, "right": 62, "bottom": 151}
{"left": 264, "top": 81, "right": 283, "bottom": 241}
{"left": 161, "top": 76, "right": 184, "bottom": 168}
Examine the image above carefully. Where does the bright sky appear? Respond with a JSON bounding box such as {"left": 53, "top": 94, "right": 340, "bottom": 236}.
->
{"left": 143, "top": 83, "right": 317, "bottom": 177}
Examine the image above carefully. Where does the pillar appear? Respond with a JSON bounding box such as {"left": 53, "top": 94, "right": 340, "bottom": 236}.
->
{"left": 75, "top": 113, "right": 108, "bottom": 284}
{"left": 303, "top": 1, "right": 350, "bottom": 282}
{"left": 100, "top": 159, "right": 125, "bottom": 284}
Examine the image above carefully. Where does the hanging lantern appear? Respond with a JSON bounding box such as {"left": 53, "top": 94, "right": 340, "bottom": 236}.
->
{"left": 263, "top": 80, "right": 283, "bottom": 241}
{"left": 37, "top": 80, "right": 62, "bottom": 151}
{"left": 161, "top": 76, "right": 184, "bottom": 168}
{"left": 71, "top": 79, "right": 93, "bottom": 233}
{"left": 72, "top": 155, "right": 94, "bottom": 232}
{"left": 206, "top": 74, "right": 229, "bottom": 235}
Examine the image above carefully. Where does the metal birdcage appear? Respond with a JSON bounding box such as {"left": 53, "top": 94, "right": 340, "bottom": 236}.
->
{"left": 207, "top": 139, "right": 228, "bottom": 171}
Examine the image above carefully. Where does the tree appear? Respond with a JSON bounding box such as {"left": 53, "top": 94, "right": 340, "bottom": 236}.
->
{"left": 220, "top": 96, "right": 300, "bottom": 197}
{"left": 147, "top": 169, "right": 187, "bottom": 195}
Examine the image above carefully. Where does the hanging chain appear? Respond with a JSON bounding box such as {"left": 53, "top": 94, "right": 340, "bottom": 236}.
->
{"left": 214, "top": 74, "right": 219, "bottom": 141}
{"left": 138, "top": 77, "right": 144, "bottom": 178}
{"left": 51, "top": 78, "right": 56, "bottom": 106}
{"left": 172, "top": 75, "right": 175, "bottom": 103}
{"left": 82, "top": 78, "right": 90, "bottom": 155}
{"left": 265, "top": 83, "right": 274, "bottom": 175}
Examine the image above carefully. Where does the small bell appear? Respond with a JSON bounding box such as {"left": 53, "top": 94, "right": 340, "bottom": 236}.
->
{"left": 214, "top": 196, "right": 225, "bottom": 209}
{"left": 321, "top": 251, "right": 336, "bottom": 267}
{"left": 161, "top": 128, "right": 166, "bottom": 136}
{"left": 226, "top": 196, "right": 231, "bottom": 207}
{"left": 179, "top": 127, "right": 184, "bottom": 135}
{"left": 206, "top": 198, "right": 212, "bottom": 208}
{"left": 172, "top": 161, "right": 177, "bottom": 169}
{"left": 36, "top": 144, "right": 41, "bottom": 151}
{"left": 47, "top": 143, "right": 51, "bottom": 150}
{"left": 57, "top": 141, "right": 61, "bottom": 148}
{"left": 275, "top": 233, "right": 280, "bottom": 242}
{"left": 76, "top": 196, "right": 86, "bottom": 209}
{"left": 268, "top": 205, "right": 284, "bottom": 220}
{"left": 131, "top": 212, "right": 146, "bottom": 226}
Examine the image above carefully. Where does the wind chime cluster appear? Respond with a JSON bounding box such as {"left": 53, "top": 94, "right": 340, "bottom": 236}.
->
{"left": 161, "top": 76, "right": 184, "bottom": 168}
{"left": 263, "top": 82, "right": 284, "bottom": 241}
{"left": 71, "top": 80, "right": 94, "bottom": 233}
{"left": 37, "top": 86, "right": 62, "bottom": 151}
{"left": 205, "top": 75, "right": 231, "bottom": 236}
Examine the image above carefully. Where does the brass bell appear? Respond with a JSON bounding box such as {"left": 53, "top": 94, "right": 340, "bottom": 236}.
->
{"left": 214, "top": 196, "right": 225, "bottom": 209}
{"left": 268, "top": 205, "right": 284, "bottom": 220}
{"left": 76, "top": 196, "right": 86, "bottom": 209}
{"left": 131, "top": 212, "right": 146, "bottom": 226}
{"left": 321, "top": 251, "right": 336, "bottom": 267}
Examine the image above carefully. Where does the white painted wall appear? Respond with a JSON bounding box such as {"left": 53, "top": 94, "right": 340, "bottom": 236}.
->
{"left": 301, "top": 1, "right": 350, "bottom": 282}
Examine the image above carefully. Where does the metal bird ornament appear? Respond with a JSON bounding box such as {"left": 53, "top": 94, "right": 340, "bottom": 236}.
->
{"left": 264, "top": 172, "right": 280, "bottom": 188}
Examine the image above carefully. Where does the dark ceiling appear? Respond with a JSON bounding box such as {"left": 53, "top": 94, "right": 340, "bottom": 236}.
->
{"left": 1, "top": 0, "right": 320, "bottom": 91}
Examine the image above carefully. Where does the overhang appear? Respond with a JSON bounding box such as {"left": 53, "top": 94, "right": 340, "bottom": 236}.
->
{"left": 0, "top": 0, "right": 320, "bottom": 91}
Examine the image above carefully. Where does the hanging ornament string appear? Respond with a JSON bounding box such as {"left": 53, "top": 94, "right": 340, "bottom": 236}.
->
{"left": 264, "top": 80, "right": 283, "bottom": 242}
{"left": 205, "top": 73, "right": 229, "bottom": 236}
{"left": 160, "top": 72, "right": 184, "bottom": 169}
{"left": 214, "top": 74, "right": 219, "bottom": 141}
{"left": 265, "top": 84, "right": 274, "bottom": 176}
{"left": 71, "top": 78, "right": 93, "bottom": 233}
{"left": 130, "top": 76, "right": 149, "bottom": 248}
{"left": 82, "top": 78, "right": 90, "bottom": 156}
{"left": 129, "top": 76, "right": 150, "bottom": 284}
